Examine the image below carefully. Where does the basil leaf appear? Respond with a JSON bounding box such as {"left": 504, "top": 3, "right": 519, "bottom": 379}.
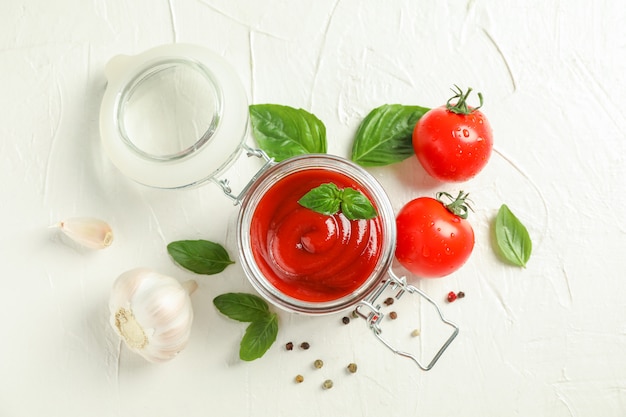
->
{"left": 213, "top": 293, "right": 270, "bottom": 322}
{"left": 167, "top": 240, "right": 234, "bottom": 275}
{"left": 298, "top": 183, "right": 342, "bottom": 215}
{"left": 249, "top": 104, "right": 327, "bottom": 162}
{"left": 240, "top": 313, "right": 278, "bottom": 361}
{"left": 298, "top": 183, "right": 378, "bottom": 220}
{"left": 351, "top": 104, "right": 429, "bottom": 167}
{"left": 494, "top": 204, "right": 532, "bottom": 267}
{"left": 340, "top": 187, "right": 377, "bottom": 220}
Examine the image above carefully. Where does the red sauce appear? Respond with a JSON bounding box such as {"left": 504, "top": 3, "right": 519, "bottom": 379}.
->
{"left": 250, "top": 169, "right": 383, "bottom": 302}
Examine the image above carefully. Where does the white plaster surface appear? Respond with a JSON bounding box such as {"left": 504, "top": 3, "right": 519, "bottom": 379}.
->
{"left": 1, "top": 1, "right": 625, "bottom": 416}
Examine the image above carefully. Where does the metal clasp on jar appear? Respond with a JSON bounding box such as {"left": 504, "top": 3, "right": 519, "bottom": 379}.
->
{"left": 355, "top": 270, "right": 459, "bottom": 371}
{"left": 213, "top": 144, "right": 276, "bottom": 205}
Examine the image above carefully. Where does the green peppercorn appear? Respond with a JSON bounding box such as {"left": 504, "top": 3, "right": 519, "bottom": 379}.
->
{"left": 322, "top": 379, "right": 334, "bottom": 389}
{"left": 314, "top": 359, "right": 324, "bottom": 369}
{"left": 295, "top": 374, "right": 304, "bottom": 383}
{"left": 347, "top": 363, "right": 358, "bottom": 373}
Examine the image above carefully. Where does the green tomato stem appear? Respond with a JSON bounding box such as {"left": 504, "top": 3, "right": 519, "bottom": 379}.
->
{"left": 436, "top": 191, "right": 473, "bottom": 219}
{"left": 446, "top": 85, "right": 483, "bottom": 115}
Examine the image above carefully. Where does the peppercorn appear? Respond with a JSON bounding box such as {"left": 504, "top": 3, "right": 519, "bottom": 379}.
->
{"left": 342, "top": 316, "right": 350, "bottom": 325}
{"left": 295, "top": 374, "right": 304, "bottom": 383}
{"left": 313, "top": 359, "right": 324, "bottom": 369}
{"left": 457, "top": 291, "right": 465, "bottom": 299}
{"left": 322, "top": 379, "right": 334, "bottom": 389}
{"left": 350, "top": 309, "right": 359, "bottom": 319}
{"left": 447, "top": 291, "right": 457, "bottom": 303}
{"left": 384, "top": 297, "right": 394, "bottom": 306}
{"left": 285, "top": 342, "right": 294, "bottom": 351}
{"left": 347, "top": 363, "right": 358, "bottom": 373}
{"left": 300, "top": 342, "right": 310, "bottom": 350}
{"left": 389, "top": 311, "right": 398, "bottom": 320}
{"left": 411, "top": 329, "right": 421, "bottom": 337}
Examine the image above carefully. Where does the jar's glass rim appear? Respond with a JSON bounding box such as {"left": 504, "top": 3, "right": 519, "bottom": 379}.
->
{"left": 116, "top": 57, "right": 223, "bottom": 162}
{"left": 237, "top": 154, "right": 397, "bottom": 315}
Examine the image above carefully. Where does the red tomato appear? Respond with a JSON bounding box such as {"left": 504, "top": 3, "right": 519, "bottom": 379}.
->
{"left": 413, "top": 86, "right": 493, "bottom": 182}
{"left": 395, "top": 193, "right": 474, "bottom": 278}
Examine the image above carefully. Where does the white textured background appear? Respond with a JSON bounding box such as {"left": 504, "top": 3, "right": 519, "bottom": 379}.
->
{"left": 2, "top": 1, "right": 625, "bottom": 416}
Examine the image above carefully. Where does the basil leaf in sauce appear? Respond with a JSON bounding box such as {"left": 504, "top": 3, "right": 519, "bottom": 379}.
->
{"left": 298, "top": 183, "right": 377, "bottom": 220}
{"left": 297, "top": 183, "right": 342, "bottom": 216}
{"left": 340, "top": 187, "right": 378, "bottom": 220}
{"left": 249, "top": 104, "right": 327, "bottom": 161}
{"left": 351, "top": 104, "right": 429, "bottom": 167}
{"left": 213, "top": 293, "right": 270, "bottom": 323}
{"left": 494, "top": 204, "right": 532, "bottom": 267}
{"left": 239, "top": 313, "right": 278, "bottom": 361}
{"left": 167, "top": 240, "right": 234, "bottom": 275}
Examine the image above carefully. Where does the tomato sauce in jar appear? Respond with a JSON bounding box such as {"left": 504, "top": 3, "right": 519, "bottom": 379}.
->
{"left": 250, "top": 169, "right": 383, "bottom": 302}
{"left": 237, "top": 154, "right": 396, "bottom": 314}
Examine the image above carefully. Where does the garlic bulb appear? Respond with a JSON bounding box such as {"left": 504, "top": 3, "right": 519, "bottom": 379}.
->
{"left": 57, "top": 217, "right": 113, "bottom": 249}
{"left": 109, "top": 268, "right": 197, "bottom": 363}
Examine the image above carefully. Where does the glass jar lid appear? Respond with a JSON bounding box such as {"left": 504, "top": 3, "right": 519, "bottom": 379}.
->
{"left": 99, "top": 44, "right": 249, "bottom": 189}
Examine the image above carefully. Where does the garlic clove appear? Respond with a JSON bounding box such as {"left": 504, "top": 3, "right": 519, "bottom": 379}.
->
{"left": 57, "top": 217, "right": 114, "bottom": 249}
{"left": 109, "top": 268, "right": 196, "bottom": 363}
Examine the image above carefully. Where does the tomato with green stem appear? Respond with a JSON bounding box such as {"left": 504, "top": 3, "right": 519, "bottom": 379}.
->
{"left": 412, "top": 86, "right": 493, "bottom": 182}
{"left": 395, "top": 191, "right": 474, "bottom": 278}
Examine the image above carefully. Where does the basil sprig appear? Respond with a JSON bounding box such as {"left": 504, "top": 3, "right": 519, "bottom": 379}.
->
{"left": 351, "top": 104, "right": 429, "bottom": 167}
{"left": 298, "top": 183, "right": 377, "bottom": 220}
{"left": 167, "top": 240, "right": 234, "bottom": 275}
{"left": 494, "top": 204, "right": 532, "bottom": 267}
{"left": 249, "top": 104, "right": 327, "bottom": 162}
{"left": 214, "top": 293, "right": 278, "bottom": 361}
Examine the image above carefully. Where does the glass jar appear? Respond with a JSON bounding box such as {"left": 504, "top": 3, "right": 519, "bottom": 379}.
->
{"left": 237, "top": 154, "right": 396, "bottom": 314}
{"left": 99, "top": 44, "right": 458, "bottom": 370}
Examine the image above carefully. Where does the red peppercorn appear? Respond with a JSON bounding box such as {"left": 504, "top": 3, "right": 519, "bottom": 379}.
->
{"left": 447, "top": 291, "right": 457, "bottom": 303}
